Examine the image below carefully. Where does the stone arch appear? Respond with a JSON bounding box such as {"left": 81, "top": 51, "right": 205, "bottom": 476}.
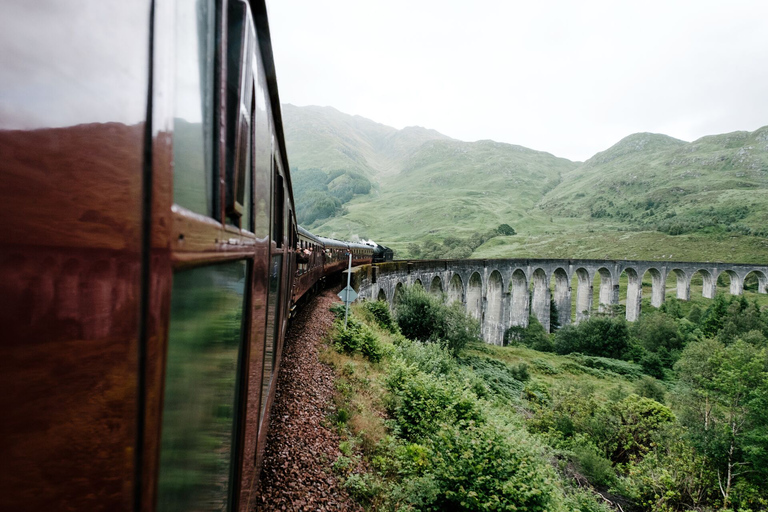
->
{"left": 623, "top": 268, "right": 641, "bottom": 321}
{"left": 467, "top": 272, "right": 483, "bottom": 321}
{"left": 377, "top": 288, "right": 387, "bottom": 302}
{"left": 594, "top": 267, "right": 616, "bottom": 314}
{"left": 744, "top": 270, "right": 768, "bottom": 294}
{"left": 718, "top": 270, "right": 741, "bottom": 295}
{"left": 413, "top": 278, "right": 423, "bottom": 289}
{"left": 394, "top": 282, "right": 404, "bottom": 304}
{"left": 667, "top": 268, "right": 689, "bottom": 301}
{"left": 531, "top": 268, "right": 550, "bottom": 331}
{"left": 643, "top": 268, "right": 664, "bottom": 308}
{"left": 447, "top": 273, "right": 464, "bottom": 305}
{"left": 509, "top": 269, "right": 528, "bottom": 327}
{"left": 430, "top": 275, "right": 443, "bottom": 295}
{"left": 486, "top": 270, "right": 504, "bottom": 345}
{"left": 550, "top": 267, "right": 570, "bottom": 328}
{"left": 691, "top": 269, "right": 715, "bottom": 299}
{"left": 573, "top": 268, "right": 592, "bottom": 322}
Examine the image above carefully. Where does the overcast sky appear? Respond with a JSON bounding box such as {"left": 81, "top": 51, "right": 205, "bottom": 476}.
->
{"left": 268, "top": 0, "right": 768, "bottom": 162}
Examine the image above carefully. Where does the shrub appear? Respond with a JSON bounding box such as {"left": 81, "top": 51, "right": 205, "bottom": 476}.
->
{"left": 422, "top": 423, "right": 561, "bottom": 511}
{"left": 386, "top": 364, "right": 483, "bottom": 441}
{"left": 633, "top": 375, "right": 666, "bottom": 403}
{"left": 458, "top": 355, "right": 527, "bottom": 401}
{"left": 395, "top": 284, "right": 480, "bottom": 354}
{"left": 332, "top": 318, "right": 386, "bottom": 363}
{"left": 553, "top": 316, "right": 630, "bottom": 359}
{"left": 505, "top": 316, "right": 553, "bottom": 351}
{"left": 631, "top": 311, "right": 685, "bottom": 354}
{"left": 570, "top": 440, "right": 616, "bottom": 487}
{"left": 361, "top": 299, "right": 399, "bottom": 334}
{"left": 566, "top": 354, "right": 643, "bottom": 378}
{"left": 396, "top": 340, "right": 456, "bottom": 376}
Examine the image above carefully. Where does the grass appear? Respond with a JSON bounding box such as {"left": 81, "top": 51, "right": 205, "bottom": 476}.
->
{"left": 286, "top": 105, "right": 768, "bottom": 265}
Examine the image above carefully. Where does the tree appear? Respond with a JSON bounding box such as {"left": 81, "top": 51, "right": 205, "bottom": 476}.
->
{"left": 496, "top": 223, "right": 516, "bottom": 236}
{"left": 675, "top": 339, "right": 768, "bottom": 508}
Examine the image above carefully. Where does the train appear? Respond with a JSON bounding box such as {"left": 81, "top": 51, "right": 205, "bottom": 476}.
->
{"left": 0, "top": 1, "right": 389, "bottom": 511}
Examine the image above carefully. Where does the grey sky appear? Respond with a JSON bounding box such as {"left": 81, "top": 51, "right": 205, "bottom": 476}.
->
{"left": 268, "top": 0, "right": 768, "bottom": 162}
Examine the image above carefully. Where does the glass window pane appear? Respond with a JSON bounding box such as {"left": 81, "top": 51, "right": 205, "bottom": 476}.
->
{"left": 259, "top": 254, "right": 281, "bottom": 424}
{"left": 243, "top": 114, "right": 253, "bottom": 231}
{"left": 173, "top": 0, "right": 215, "bottom": 216}
{"left": 157, "top": 260, "right": 248, "bottom": 512}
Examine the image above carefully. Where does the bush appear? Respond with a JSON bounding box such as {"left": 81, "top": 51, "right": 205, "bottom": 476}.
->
{"left": 554, "top": 316, "right": 630, "bottom": 359}
{"left": 395, "top": 284, "right": 480, "bottom": 354}
{"left": 361, "top": 300, "right": 399, "bottom": 333}
{"left": 386, "top": 364, "right": 483, "bottom": 441}
{"left": 422, "top": 423, "right": 561, "bottom": 511}
{"left": 458, "top": 355, "right": 527, "bottom": 401}
{"left": 566, "top": 354, "right": 643, "bottom": 378}
{"left": 571, "top": 440, "right": 616, "bottom": 487}
{"left": 633, "top": 375, "right": 666, "bottom": 403}
{"left": 396, "top": 339, "right": 456, "bottom": 376}
{"left": 505, "top": 316, "right": 553, "bottom": 351}
{"left": 332, "top": 317, "right": 386, "bottom": 363}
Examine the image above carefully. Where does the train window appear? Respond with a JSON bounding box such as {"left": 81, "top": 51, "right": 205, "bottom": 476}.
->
{"left": 259, "top": 254, "right": 282, "bottom": 426}
{"left": 225, "top": 0, "right": 254, "bottom": 228}
{"left": 172, "top": 0, "right": 216, "bottom": 217}
{"left": 157, "top": 260, "right": 248, "bottom": 512}
{"left": 252, "top": 56, "right": 270, "bottom": 239}
{"left": 272, "top": 163, "right": 284, "bottom": 248}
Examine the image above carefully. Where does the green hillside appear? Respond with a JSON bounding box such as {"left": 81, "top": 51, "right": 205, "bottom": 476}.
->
{"left": 283, "top": 104, "right": 768, "bottom": 263}
{"left": 540, "top": 128, "right": 768, "bottom": 237}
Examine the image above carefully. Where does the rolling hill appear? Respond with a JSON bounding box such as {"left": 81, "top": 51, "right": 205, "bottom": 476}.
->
{"left": 283, "top": 104, "right": 768, "bottom": 263}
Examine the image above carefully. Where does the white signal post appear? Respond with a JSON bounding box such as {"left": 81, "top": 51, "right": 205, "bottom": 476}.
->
{"left": 338, "top": 251, "right": 357, "bottom": 329}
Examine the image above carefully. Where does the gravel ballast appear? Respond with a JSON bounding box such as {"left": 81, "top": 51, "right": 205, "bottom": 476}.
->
{"left": 253, "top": 288, "right": 361, "bottom": 511}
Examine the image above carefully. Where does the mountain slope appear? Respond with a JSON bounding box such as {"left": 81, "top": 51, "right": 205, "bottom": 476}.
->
{"left": 283, "top": 104, "right": 768, "bottom": 262}
{"left": 311, "top": 137, "right": 577, "bottom": 242}
{"left": 540, "top": 127, "right": 768, "bottom": 237}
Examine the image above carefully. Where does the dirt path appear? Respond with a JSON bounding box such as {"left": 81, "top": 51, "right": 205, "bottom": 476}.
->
{"left": 253, "top": 288, "right": 361, "bottom": 511}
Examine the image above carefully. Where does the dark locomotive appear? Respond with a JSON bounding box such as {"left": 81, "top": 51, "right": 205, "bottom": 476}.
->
{"left": 0, "top": 1, "right": 383, "bottom": 510}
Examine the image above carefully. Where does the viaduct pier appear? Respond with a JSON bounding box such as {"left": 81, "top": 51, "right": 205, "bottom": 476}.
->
{"left": 352, "top": 258, "right": 768, "bottom": 345}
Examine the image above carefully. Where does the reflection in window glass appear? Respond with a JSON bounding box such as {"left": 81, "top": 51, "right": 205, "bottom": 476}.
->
{"left": 260, "top": 254, "right": 282, "bottom": 424}
{"left": 173, "top": 0, "right": 215, "bottom": 216}
{"left": 157, "top": 261, "right": 247, "bottom": 512}
{"left": 243, "top": 113, "right": 253, "bottom": 231}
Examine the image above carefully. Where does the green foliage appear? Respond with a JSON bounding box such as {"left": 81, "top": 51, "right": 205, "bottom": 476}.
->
{"left": 386, "top": 362, "right": 483, "bottom": 441}
{"left": 496, "top": 223, "right": 516, "bottom": 236}
{"left": 603, "top": 395, "right": 676, "bottom": 464}
{"left": 417, "top": 422, "right": 561, "bottom": 512}
{"left": 633, "top": 375, "right": 667, "bottom": 403}
{"left": 505, "top": 316, "right": 553, "bottom": 352}
{"left": 292, "top": 166, "right": 372, "bottom": 224}
{"left": 343, "top": 472, "right": 383, "bottom": 504}
{"left": 675, "top": 338, "right": 768, "bottom": 507}
{"left": 410, "top": 229, "right": 503, "bottom": 260}
{"left": 331, "top": 317, "right": 386, "bottom": 363}
{"left": 554, "top": 316, "right": 630, "bottom": 359}
{"left": 570, "top": 440, "right": 616, "bottom": 487}
{"left": 632, "top": 311, "right": 685, "bottom": 355}
{"left": 458, "top": 355, "right": 528, "bottom": 402}
{"left": 565, "top": 354, "right": 643, "bottom": 378}
{"left": 395, "top": 284, "right": 481, "bottom": 354}
{"left": 360, "top": 300, "right": 400, "bottom": 334}
{"left": 616, "top": 424, "right": 712, "bottom": 512}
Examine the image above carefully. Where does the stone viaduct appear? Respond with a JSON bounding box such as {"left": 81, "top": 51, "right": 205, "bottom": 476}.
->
{"left": 351, "top": 258, "right": 768, "bottom": 345}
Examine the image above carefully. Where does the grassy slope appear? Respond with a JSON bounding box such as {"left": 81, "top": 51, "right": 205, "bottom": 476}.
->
{"left": 284, "top": 105, "right": 768, "bottom": 263}
{"left": 311, "top": 138, "right": 576, "bottom": 243}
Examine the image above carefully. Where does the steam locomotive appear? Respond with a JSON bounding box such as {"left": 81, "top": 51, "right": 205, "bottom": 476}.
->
{"left": 0, "top": 1, "right": 387, "bottom": 510}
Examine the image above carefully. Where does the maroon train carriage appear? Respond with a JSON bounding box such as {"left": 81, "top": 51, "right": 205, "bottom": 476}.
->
{"left": 0, "top": 0, "right": 378, "bottom": 510}
{"left": 293, "top": 225, "right": 326, "bottom": 302}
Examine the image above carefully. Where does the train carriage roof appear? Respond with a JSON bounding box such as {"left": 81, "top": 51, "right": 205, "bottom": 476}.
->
{"left": 297, "top": 225, "right": 323, "bottom": 245}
